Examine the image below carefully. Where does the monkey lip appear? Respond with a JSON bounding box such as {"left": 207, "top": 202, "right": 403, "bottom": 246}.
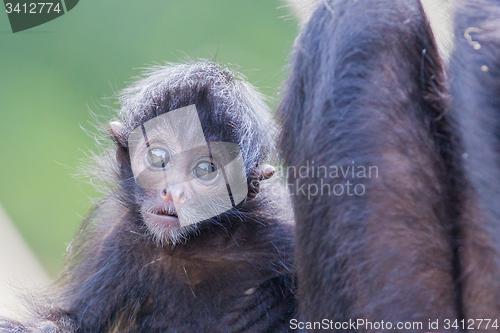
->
{"left": 144, "top": 208, "right": 180, "bottom": 228}
{"left": 157, "top": 207, "right": 178, "bottom": 218}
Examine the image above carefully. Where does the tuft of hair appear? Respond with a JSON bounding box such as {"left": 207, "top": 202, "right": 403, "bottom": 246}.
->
{"left": 118, "top": 61, "right": 276, "bottom": 174}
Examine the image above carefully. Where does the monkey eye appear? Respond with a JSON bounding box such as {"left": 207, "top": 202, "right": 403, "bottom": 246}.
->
{"left": 194, "top": 161, "right": 218, "bottom": 181}
{"left": 146, "top": 148, "right": 170, "bottom": 169}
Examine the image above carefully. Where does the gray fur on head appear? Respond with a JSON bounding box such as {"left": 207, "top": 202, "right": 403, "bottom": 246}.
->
{"left": 117, "top": 61, "right": 277, "bottom": 175}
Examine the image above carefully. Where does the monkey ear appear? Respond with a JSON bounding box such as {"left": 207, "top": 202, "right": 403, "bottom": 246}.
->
{"left": 247, "top": 164, "right": 276, "bottom": 199}
{"left": 255, "top": 164, "right": 276, "bottom": 181}
{"left": 109, "top": 121, "right": 128, "bottom": 148}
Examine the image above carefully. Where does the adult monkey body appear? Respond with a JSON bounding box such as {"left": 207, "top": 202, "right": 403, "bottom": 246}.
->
{"left": 0, "top": 63, "right": 295, "bottom": 332}
{"left": 279, "top": 0, "right": 461, "bottom": 330}
{"left": 280, "top": 0, "right": 500, "bottom": 331}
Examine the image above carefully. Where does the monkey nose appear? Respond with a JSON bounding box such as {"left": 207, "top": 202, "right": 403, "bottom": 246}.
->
{"left": 160, "top": 186, "right": 186, "bottom": 204}
{"left": 177, "top": 191, "right": 186, "bottom": 204}
{"left": 160, "top": 188, "right": 170, "bottom": 201}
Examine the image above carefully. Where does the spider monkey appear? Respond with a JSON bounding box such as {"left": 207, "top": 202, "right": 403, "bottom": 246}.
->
{"left": 279, "top": 0, "right": 500, "bottom": 331}
{"left": 0, "top": 63, "right": 295, "bottom": 332}
{"left": 2, "top": 0, "right": 500, "bottom": 332}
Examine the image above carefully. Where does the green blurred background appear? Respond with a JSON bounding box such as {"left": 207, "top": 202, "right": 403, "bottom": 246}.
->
{"left": 0, "top": 0, "right": 298, "bottom": 276}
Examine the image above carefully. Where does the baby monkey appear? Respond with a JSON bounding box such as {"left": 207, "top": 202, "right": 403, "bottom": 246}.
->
{"left": 126, "top": 104, "right": 251, "bottom": 243}
{"left": 0, "top": 62, "right": 295, "bottom": 332}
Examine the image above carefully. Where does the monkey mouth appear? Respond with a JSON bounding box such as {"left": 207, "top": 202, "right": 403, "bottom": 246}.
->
{"left": 156, "top": 207, "right": 178, "bottom": 218}
{"left": 143, "top": 207, "right": 180, "bottom": 229}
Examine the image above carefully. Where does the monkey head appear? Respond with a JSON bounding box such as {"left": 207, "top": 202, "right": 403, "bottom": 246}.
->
{"left": 107, "top": 62, "right": 276, "bottom": 245}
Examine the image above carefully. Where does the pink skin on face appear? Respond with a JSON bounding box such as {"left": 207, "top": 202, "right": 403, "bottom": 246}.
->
{"left": 143, "top": 187, "right": 184, "bottom": 235}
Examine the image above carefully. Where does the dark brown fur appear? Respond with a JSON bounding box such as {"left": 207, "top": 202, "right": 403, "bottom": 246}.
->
{"left": 278, "top": 0, "right": 464, "bottom": 330}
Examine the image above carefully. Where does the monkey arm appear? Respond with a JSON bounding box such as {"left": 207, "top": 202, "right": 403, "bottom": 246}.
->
{"left": 278, "top": 0, "right": 462, "bottom": 327}
{"left": 0, "top": 200, "right": 136, "bottom": 333}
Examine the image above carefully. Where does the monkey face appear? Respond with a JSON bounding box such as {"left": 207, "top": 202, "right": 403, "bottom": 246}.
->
{"left": 127, "top": 105, "right": 248, "bottom": 243}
